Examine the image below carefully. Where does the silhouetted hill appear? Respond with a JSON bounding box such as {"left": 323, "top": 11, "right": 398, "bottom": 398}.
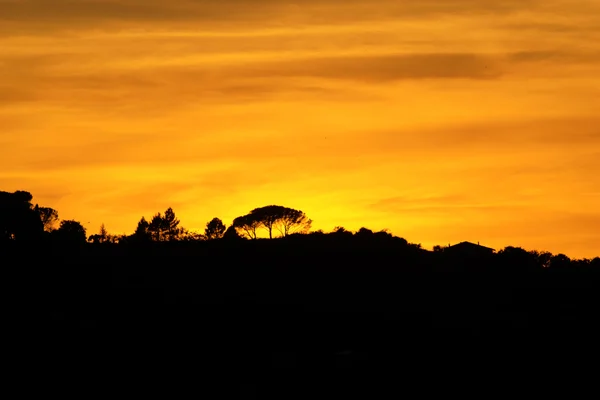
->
{"left": 8, "top": 235, "right": 600, "bottom": 393}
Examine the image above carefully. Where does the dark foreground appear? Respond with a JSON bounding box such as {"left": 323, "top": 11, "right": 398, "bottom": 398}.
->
{"left": 8, "top": 240, "right": 600, "bottom": 397}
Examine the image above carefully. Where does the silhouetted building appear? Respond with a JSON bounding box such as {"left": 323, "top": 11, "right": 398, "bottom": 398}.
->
{"left": 446, "top": 241, "right": 495, "bottom": 257}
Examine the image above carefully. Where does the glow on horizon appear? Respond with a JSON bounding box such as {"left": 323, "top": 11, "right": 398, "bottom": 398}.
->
{"left": 1, "top": 0, "right": 599, "bottom": 257}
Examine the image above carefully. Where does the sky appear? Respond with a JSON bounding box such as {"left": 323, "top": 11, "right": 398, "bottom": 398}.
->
{"left": 1, "top": 0, "right": 600, "bottom": 257}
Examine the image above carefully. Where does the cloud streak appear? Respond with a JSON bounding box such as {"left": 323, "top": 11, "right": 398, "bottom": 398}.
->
{"left": 0, "top": 0, "right": 541, "bottom": 25}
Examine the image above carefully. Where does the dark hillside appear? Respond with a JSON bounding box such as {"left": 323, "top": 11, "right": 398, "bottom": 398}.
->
{"left": 7, "top": 237, "right": 600, "bottom": 398}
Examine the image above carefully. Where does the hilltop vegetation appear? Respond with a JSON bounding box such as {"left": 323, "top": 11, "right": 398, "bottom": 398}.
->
{"left": 1, "top": 189, "right": 593, "bottom": 264}
{"left": 4, "top": 189, "right": 600, "bottom": 395}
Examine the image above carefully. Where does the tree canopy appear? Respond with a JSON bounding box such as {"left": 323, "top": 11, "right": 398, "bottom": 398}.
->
{"left": 205, "top": 218, "right": 226, "bottom": 240}
{"left": 0, "top": 190, "right": 49, "bottom": 240}
{"left": 232, "top": 214, "right": 261, "bottom": 240}
{"left": 53, "top": 220, "right": 87, "bottom": 244}
{"left": 35, "top": 205, "right": 59, "bottom": 232}
{"left": 233, "top": 205, "right": 312, "bottom": 239}
{"left": 147, "top": 207, "right": 181, "bottom": 241}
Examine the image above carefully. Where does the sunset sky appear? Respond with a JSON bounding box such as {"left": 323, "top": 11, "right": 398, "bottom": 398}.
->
{"left": 1, "top": 0, "right": 599, "bottom": 257}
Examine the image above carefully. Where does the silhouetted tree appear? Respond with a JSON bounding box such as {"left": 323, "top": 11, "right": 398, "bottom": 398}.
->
{"left": 149, "top": 213, "right": 164, "bottom": 241}
{"left": 496, "top": 246, "right": 540, "bottom": 271}
{"left": 356, "top": 227, "right": 374, "bottom": 237}
{"left": 530, "top": 250, "right": 553, "bottom": 268}
{"left": 233, "top": 214, "right": 260, "bottom": 240}
{"left": 87, "top": 234, "right": 101, "bottom": 244}
{"left": 163, "top": 207, "right": 181, "bottom": 241}
{"left": 223, "top": 225, "right": 244, "bottom": 240}
{"left": 274, "top": 207, "right": 312, "bottom": 237}
{"left": 0, "top": 190, "right": 44, "bottom": 240}
{"left": 179, "top": 229, "right": 205, "bottom": 241}
{"left": 249, "top": 205, "right": 285, "bottom": 239}
{"left": 109, "top": 234, "right": 127, "bottom": 244}
{"left": 241, "top": 205, "right": 311, "bottom": 239}
{"left": 148, "top": 208, "right": 181, "bottom": 241}
{"left": 331, "top": 226, "right": 353, "bottom": 238}
{"left": 88, "top": 223, "right": 111, "bottom": 244}
{"left": 572, "top": 258, "right": 592, "bottom": 269}
{"left": 371, "top": 230, "right": 394, "bottom": 244}
{"left": 133, "top": 216, "right": 151, "bottom": 241}
{"left": 53, "top": 220, "right": 87, "bottom": 244}
{"left": 205, "top": 218, "right": 226, "bottom": 240}
{"left": 549, "top": 253, "right": 571, "bottom": 269}
{"left": 34, "top": 205, "right": 59, "bottom": 232}
{"left": 99, "top": 223, "right": 108, "bottom": 239}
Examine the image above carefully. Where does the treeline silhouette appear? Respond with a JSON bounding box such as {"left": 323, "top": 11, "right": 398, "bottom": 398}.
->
{"left": 5, "top": 189, "right": 600, "bottom": 396}
{"left": 1, "top": 189, "right": 594, "bottom": 265}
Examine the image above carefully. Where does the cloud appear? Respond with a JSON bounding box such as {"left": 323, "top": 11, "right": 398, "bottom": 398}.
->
{"left": 1, "top": 0, "right": 193, "bottom": 22}
{"left": 0, "top": 85, "right": 34, "bottom": 104}
{"left": 369, "top": 194, "right": 478, "bottom": 213}
{"left": 500, "top": 22, "right": 600, "bottom": 34}
{"left": 312, "top": 116, "right": 600, "bottom": 173}
{"left": 239, "top": 53, "right": 503, "bottom": 82}
{"left": 509, "top": 51, "right": 600, "bottom": 64}
{"left": 0, "top": 51, "right": 503, "bottom": 110}
{"left": 0, "top": 0, "right": 537, "bottom": 21}
{"left": 0, "top": 0, "right": 544, "bottom": 34}
{"left": 5, "top": 40, "right": 599, "bottom": 113}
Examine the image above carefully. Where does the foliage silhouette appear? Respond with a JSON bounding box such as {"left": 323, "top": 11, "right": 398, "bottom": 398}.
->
{"left": 250, "top": 205, "right": 282, "bottom": 239}
{"left": 205, "top": 218, "right": 226, "bottom": 240}
{"left": 0, "top": 190, "right": 44, "bottom": 240}
{"left": 133, "top": 216, "right": 151, "bottom": 242}
{"left": 133, "top": 207, "right": 182, "bottom": 242}
{"left": 88, "top": 223, "right": 117, "bottom": 244}
{"left": 52, "top": 220, "right": 87, "bottom": 244}
{"left": 162, "top": 207, "right": 181, "bottom": 241}
{"left": 550, "top": 253, "right": 572, "bottom": 269}
{"left": 179, "top": 229, "right": 205, "bottom": 242}
{"left": 99, "top": 223, "right": 108, "bottom": 239}
{"left": 223, "top": 224, "right": 243, "bottom": 241}
{"left": 149, "top": 211, "right": 173, "bottom": 241}
{"left": 355, "top": 227, "right": 374, "bottom": 239}
{"left": 332, "top": 226, "right": 353, "bottom": 238}
{"left": 234, "top": 205, "right": 312, "bottom": 239}
{"left": 275, "top": 207, "right": 312, "bottom": 237}
{"left": 232, "top": 214, "right": 260, "bottom": 240}
{"left": 35, "top": 205, "right": 59, "bottom": 232}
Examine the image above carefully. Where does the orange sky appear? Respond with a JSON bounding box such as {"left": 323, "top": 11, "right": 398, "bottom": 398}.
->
{"left": 1, "top": 0, "right": 599, "bottom": 257}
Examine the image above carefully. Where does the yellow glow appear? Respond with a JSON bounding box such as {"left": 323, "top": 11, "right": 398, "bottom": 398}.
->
{"left": 1, "top": 0, "right": 600, "bottom": 257}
